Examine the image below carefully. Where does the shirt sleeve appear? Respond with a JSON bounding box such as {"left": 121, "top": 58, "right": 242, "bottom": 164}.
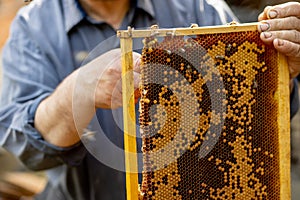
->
{"left": 0, "top": 13, "right": 87, "bottom": 171}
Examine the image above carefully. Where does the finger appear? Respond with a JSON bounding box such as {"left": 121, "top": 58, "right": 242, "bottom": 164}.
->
{"left": 258, "top": 17, "right": 300, "bottom": 33}
{"left": 272, "top": 39, "right": 300, "bottom": 79}
{"left": 114, "top": 77, "right": 123, "bottom": 95}
{"left": 273, "top": 38, "right": 300, "bottom": 57}
{"left": 118, "top": 51, "right": 140, "bottom": 73}
{"left": 259, "top": 2, "right": 300, "bottom": 21}
{"left": 101, "top": 68, "right": 122, "bottom": 88}
{"left": 133, "top": 52, "right": 142, "bottom": 73}
{"left": 267, "top": 2, "right": 300, "bottom": 19}
{"left": 95, "top": 93, "right": 112, "bottom": 109}
{"left": 259, "top": 30, "right": 300, "bottom": 45}
{"left": 258, "top": 6, "right": 273, "bottom": 21}
{"left": 111, "top": 98, "right": 123, "bottom": 109}
{"left": 111, "top": 89, "right": 123, "bottom": 109}
{"left": 104, "top": 49, "right": 122, "bottom": 71}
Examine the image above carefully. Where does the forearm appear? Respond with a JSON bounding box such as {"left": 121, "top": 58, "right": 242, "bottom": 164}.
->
{"left": 34, "top": 49, "right": 141, "bottom": 147}
{"left": 35, "top": 69, "right": 95, "bottom": 147}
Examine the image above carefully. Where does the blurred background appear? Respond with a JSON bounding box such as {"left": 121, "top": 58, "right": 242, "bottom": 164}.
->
{"left": 0, "top": 1, "right": 47, "bottom": 199}
{"left": 0, "top": 0, "right": 299, "bottom": 199}
{"left": 226, "top": 0, "right": 300, "bottom": 22}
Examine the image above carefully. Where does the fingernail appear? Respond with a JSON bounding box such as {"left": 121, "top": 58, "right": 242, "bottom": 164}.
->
{"left": 277, "top": 39, "right": 284, "bottom": 46}
{"left": 263, "top": 32, "right": 272, "bottom": 38}
{"left": 268, "top": 10, "right": 278, "bottom": 19}
{"left": 260, "top": 23, "right": 270, "bottom": 32}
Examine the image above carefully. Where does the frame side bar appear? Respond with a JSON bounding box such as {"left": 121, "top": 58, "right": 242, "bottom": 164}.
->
{"left": 120, "top": 37, "right": 139, "bottom": 200}
{"left": 277, "top": 53, "right": 291, "bottom": 200}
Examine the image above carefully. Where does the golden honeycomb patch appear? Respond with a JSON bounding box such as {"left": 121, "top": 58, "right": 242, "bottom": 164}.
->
{"left": 138, "top": 29, "right": 289, "bottom": 200}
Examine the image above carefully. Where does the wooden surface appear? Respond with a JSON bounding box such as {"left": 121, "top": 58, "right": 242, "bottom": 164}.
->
{"left": 119, "top": 24, "right": 291, "bottom": 199}
{"left": 117, "top": 23, "right": 258, "bottom": 38}
{"left": 277, "top": 53, "right": 291, "bottom": 199}
{"left": 120, "top": 37, "right": 139, "bottom": 200}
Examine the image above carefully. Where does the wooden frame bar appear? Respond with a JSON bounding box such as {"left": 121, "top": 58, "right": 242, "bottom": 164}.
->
{"left": 117, "top": 22, "right": 258, "bottom": 38}
{"left": 277, "top": 52, "right": 291, "bottom": 199}
{"left": 120, "top": 36, "right": 139, "bottom": 200}
{"left": 118, "top": 22, "right": 290, "bottom": 200}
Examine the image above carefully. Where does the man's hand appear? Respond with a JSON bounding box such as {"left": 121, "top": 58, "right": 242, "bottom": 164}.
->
{"left": 258, "top": 2, "right": 300, "bottom": 80}
{"left": 35, "top": 49, "right": 141, "bottom": 147}
{"left": 79, "top": 49, "right": 141, "bottom": 109}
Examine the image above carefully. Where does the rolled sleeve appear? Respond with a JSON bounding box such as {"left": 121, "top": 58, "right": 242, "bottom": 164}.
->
{"left": 0, "top": 13, "right": 86, "bottom": 171}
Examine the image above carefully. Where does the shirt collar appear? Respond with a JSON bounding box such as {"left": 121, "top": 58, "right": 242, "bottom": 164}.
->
{"left": 63, "top": 0, "right": 86, "bottom": 32}
{"left": 136, "top": 0, "right": 155, "bottom": 18}
{"left": 63, "top": 0, "right": 155, "bottom": 33}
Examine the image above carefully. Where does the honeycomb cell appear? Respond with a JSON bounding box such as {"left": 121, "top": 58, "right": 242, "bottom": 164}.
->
{"left": 139, "top": 30, "right": 282, "bottom": 200}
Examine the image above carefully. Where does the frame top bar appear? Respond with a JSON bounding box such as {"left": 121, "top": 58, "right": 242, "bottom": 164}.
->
{"left": 117, "top": 22, "right": 258, "bottom": 38}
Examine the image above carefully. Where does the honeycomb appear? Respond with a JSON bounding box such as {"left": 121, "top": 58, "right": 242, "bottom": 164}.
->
{"left": 139, "top": 30, "right": 284, "bottom": 200}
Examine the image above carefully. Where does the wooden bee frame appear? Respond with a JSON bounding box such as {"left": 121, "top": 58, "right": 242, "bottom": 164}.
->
{"left": 118, "top": 23, "right": 290, "bottom": 200}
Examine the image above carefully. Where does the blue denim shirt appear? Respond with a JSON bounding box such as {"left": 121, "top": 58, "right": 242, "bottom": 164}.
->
{"left": 0, "top": 0, "right": 297, "bottom": 199}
